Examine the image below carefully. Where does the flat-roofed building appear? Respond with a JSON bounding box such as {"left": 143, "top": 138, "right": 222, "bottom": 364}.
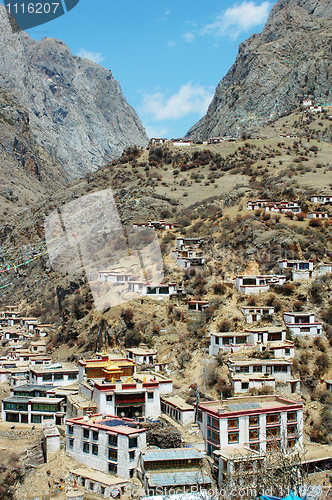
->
{"left": 187, "top": 300, "right": 209, "bottom": 312}
{"left": 66, "top": 414, "right": 146, "bottom": 479}
{"left": 138, "top": 448, "right": 212, "bottom": 494}
{"left": 29, "top": 363, "right": 79, "bottom": 386}
{"left": 235, "top": 275, "right": 286, "bottom": 295}
{"left": 126, "top": 345, "right": 157, "bottom": 365}
{"left": 209, "top": 328, "right": 292, "bottom": 357}
{"left": 98, "top": 270, "right": 133, "bottom": 283}
{"left": 278, "top": 259, "right": 314, "bottom": 280}
{"left": 283, "top": 312, "right": 322, "bottom": 336}
{"left": 1, "top": 395, "right": 65, "bottom": 424}
{"left": 81, "top": 372, "right": 172, "bottom": 420}
{"left": 241, "top": 307, "right": 275, "bottom": 323}
{"left": 160, "top": 395, "right": 195, "bottom": 426}
{"left": 197, "top": 395, "right": 303, "bottom": 457}
{"left": 68, "top": 468, "right": 130, "bottom": 498}
{"left": 310, "top": 194, "right": 332, "bottom": 204}
{"left": 127, "top": 282, "right": 178, "bottom": 296}
{"left": 213, "top": 445, "right": 264, "bottom": 486}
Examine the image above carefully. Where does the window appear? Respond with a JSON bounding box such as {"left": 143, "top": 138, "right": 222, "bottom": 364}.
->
{"left": 267, "top": 427, "right": 280, "bottom": 438}
{"left": 108, "top": 434, "right": 118, "bottom": 447}
{"left": 215, "top": 336, "right": 219, "bottom": 345}
{"left": 249, "top": 443, "right": 259, "bottom": 451}
{"left": 108, "top": 463, "right": 117, "bottom": 474}
{"left": 42, "top": 374, "right": 52, "bottom": 381}
{"left": 129, "top": 437, "right": 138, "bottom": 448}
{"left": 249, "top": 429, "right": 259, "bottom": 441}
{"left": 287, "top": 411, "right": 297, "bottom": 422}
{"left": 83, "top": 429, "right": 90, "bottom": 438}
{"left": 92, "top": 431, "right": 99, "bottom": 441}
{"left": 90, "top": 482, "right": 94, "bottom": 491}
{"left": 101, "top": 486, "right": 105, "bottom": 495}
{"left": 69, "top": 439, "right": 74, "bottom": 448}
{"left": 32, "top": 414, "right": 41, "bottom": 423}
{"left": 198, "top": 411, "right": 202, "bottom": 422}
{"left": 236, "top": 336, "right": 246, "bottom": 344}
{"left": 68, "top": 426, "right": 74, "bottom": 435}
{"left": 249, "top": 416, "right": 259, "bottom": 427}
{"left": 68, "top": 373, "right": 77, "bottom": 380}
{"left": 108, "top": 448, "right": 117, "bottom": 461}
{"left": 207, "top": 429, "right": 219, "bottom": 443}
{"left": 31, "top": 404, "right": 57, "bottom": 412}
{"left": 285, "top": 348, "right": 291, "bottom": 356}
{"left": 228, "top": 432, "right": 239, "bottom": 444}
{"left": 83, "top": 442, "right": 89, "bottom": 453}
{"left": 106, "top": 395, "right": 113, "bottom": 402}
{"left": 273, "top": 365, "right": 288, "bottom": 372}
{"left": 253, "top": 365, "right": 262, "bottom": 373}
{"left": 288, "top": 439, "right": 296, "bottom": 449}
{"left": 241, "top": 382, "right": 249, "bottom": 390}
{"left": 54, "top": 373, "right": 64, "bottom": 380}
{"left": 129, "top": 450, "right": 135, "bottom": 461}
{"left": 92, "top": 444, "right": 98, "bottom": 455}
{"left": 129, "top": 469, "right": 135, "bottom": 478}
{"left": 287, "top": 425, "right": 297, "bottom": 436}
{"left": 147, "top": 392, "right": 154, "bottom": 399}
{"left": 266, "top": 414, "right": 279, "bottom": 425}
{"left": 228, "top": 418, "right": 238, "bottom": 430}
{"left": 207, "top": 415, "right": 219, "bottom": 429}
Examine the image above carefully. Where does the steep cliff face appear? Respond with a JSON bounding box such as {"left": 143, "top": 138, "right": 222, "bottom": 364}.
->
{"left": 0, "top": 5, "right": 148, "bottom": 179}
{"left": 186, "top": 0, "right": 332, "bottom": 139}
{"left": 0, "top": 87, "right": 68, "bottom": 217}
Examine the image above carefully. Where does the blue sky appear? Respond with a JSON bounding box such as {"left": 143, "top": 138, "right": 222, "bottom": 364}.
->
{"left": 3, "top": 0, "right": 273, "bottom": 138}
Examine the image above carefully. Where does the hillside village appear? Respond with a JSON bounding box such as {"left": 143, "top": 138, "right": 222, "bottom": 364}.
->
{"left": 1, "top": 107, "right": 332, "bottom": 498}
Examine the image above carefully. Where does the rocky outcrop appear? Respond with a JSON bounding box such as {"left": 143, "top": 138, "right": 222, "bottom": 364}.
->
{"left": 186, "top": 0, "right": 332, "bottom": 139}
{"left": 0, "top": 5, "right": 148, "bottom": 179}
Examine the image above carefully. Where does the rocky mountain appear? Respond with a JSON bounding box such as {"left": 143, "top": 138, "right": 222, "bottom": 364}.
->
{"left": 186, "top": 0, "right": 332, "bottom": 139}
{"left": 0, "top": 87, "right": 69, "bottom": 218}
{"left": 0, "top": 5, "right": 148, "bottom": 180}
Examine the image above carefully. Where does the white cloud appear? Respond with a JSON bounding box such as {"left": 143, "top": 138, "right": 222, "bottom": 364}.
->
{"left": 202, "top": 1, "right": 271, "bottom": 39}
{"left": 144, "top": 125, "right": 170, "bottom": 139}
{"left": 140, "top": 82, "right": 213, "bottom": 121}
{"left": 167, "top": 40, "right": 176, "bottom": 48}
{"left": 77, "top": 49, "right": 105, "bottom": 64}
{"left": 183, "top": 32, "right": 195, "bottom": 43}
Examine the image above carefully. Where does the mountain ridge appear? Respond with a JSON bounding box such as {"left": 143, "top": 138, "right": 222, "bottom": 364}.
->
{"left": 0, "top": 5, "right": 148, "bottom": 180}
{"left": 186, "top": 0, "right": 332, "bottom": 139}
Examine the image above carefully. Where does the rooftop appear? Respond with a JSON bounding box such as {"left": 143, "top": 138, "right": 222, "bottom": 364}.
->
{"left": 146, "top": 471, "right": 212, "bottom": 487}
{"left": 229, "top": 359, "right": 292, "bottom": 366}
{"left": 214, "top": 445, "right": 263, "bottom": 460}
{"left": 198, "top": 395, "right": 302, "bottom": 415}
{"left": 30, "top": 363, "right": 78, "bottom": 374}
{"left": 126, "top": 347, "right": 157, "bottom": 356}
{"left": 160, "top": 395, "right": 194, "bottom": 411}
{"left": 69, "top": 468, "right": 128, "bottom": 487}
{"left": 12, "top": 384, "right": 54, "bottom": 392}
{"left": 66, "top": 414, "right": 145, "bottom": 435}
{"left": 142, "top": 448, "right": 204, "bottom": 462}
{"left": 3, "top": 396, "right": 63, "bottom": 403}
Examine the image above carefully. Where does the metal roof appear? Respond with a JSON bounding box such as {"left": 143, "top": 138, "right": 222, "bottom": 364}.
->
{"left": 13, "top": 384, "right": 53, "bottom": 392}
{"left": 147, "top": 471, "right": 212, "bottom": 487}
{"left": 226, "top": 402, "right": 262, "bottom": 411}
{"left": 142, "top": 448, "right": 204, "bottom": 462}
